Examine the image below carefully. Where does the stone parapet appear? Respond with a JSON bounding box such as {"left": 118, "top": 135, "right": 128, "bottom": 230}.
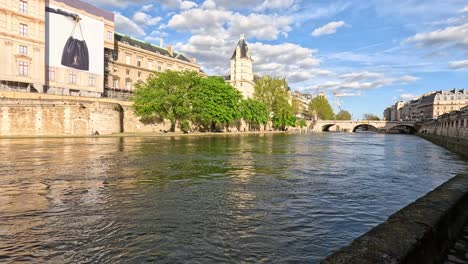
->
{"left": 322, "top": 173, "right": 468, "bottom": 264}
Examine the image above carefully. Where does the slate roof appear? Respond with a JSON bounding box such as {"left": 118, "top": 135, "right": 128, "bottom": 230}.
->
{"left": 231, "top": 39, "right": 250, "bottom": 59}
{"left": 115, "top": 33, "right": 192, "bottom": 64}
{"left": 53, "top": 0, "right": 114, "bottom": 21}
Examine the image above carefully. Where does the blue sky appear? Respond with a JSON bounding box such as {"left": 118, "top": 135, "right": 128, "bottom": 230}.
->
{"left": 85, "top": 0, "right": 468, "bottom": 119}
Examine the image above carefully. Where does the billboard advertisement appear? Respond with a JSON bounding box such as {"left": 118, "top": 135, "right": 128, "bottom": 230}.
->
{"left": 46, "top": 4, "right": 104, "bottom": 75}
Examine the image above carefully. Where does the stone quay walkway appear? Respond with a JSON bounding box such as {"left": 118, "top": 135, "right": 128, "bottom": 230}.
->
{"left": 445, "top": 224, "right": 468, "bottom": 264}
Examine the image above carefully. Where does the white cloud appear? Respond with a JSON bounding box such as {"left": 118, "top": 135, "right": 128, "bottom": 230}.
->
{"left": 181, "top": 1, "right": 198, "bottom": 10}
{"left": 461, "top": 6, "right": 468, "bottom": 13}
{"left": 406, "top": 23, "right": 468, "bottom": 50}
{"left": 340, "top": 71, "right": 383, "bottom": 82}
{"left": 399, "top": 93, "right": 417, "bottom": 101}
{"left": 114, "top": 12, "right": 145, "bottom": 37}
{"left": 311, "top": 21, "right": 346, "bottom": 37}
{"left": 168, "top": 8, "right": 292, "bottom": 41}
{"left": 399, "top": 75, "right": 420, "bottom": 83}
{"left": 449, "top": 60, "right": 468, "bottom": 69}
{"left": 316, "top": 72, "right": 419, "bottom": 93}
{"left": 133, "top": 12, "right": 162, "bottom": 26}
{"left": 255, "top": 0, "right": 297, "bottom": 11}
{"left": 141, "top": 4, "right": 154, "bottom": 12}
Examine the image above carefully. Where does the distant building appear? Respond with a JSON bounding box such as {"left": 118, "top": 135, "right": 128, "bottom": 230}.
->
{"left": 104, "top": 33, "right": 203, "bottom": 100}
{"left": 384, "top": 89, "right": 468, "bottom": 121}
{"left": 292, "top": 91, "right": 313, "bottom": 119}
{"left": 225, "top": 34, "right": 255, "bottom": 99}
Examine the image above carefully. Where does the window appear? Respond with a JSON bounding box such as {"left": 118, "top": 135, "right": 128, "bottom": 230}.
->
{"left": 157, "top": 66, "right": 162, "bottom": 72}
{"left": 126, "top": 80, "right": 132, "bottom": 90}
{"left": 19, "top": 23, "right": 28, "bottom": 37}
{"left": 126, "top": 69, "right": 130, "bottom": 76}
{"left": 107, "top": 31, "right": 113, "bottom": 40}
{"left": 137, "top": 59, "right": 141, "bottom": 67}
{"left": 18, "top": 61, "right": 28, "bottom": 76}
{"left": 113, "top": 79, "right": 119, "bottom": 88}
{"left": 148, "top": 60, "right": 153, "bottom": 70}
{"left": 19, "top": 45, "right": 27, "bottom": 55}
{"left": 19, "top": 0, "right": 27, "bottom": 14}
{"left": 69, "top": 71, "right": 77, "bottom": 84}
{"left": 88, "top": 74, "right": 96, "bottom": 86}
{"left": 125, "top": 54, "right": 131, "bottom": 65}
{"left": 138, "top": 71, "right": 141, "bottom": 78}
{"left": 48, "top": 67, "right": 55, "bottom": 81}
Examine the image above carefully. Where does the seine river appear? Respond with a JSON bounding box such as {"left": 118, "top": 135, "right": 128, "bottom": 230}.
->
{"left": 0, "top": 133, "right": 466, "bottom": 263}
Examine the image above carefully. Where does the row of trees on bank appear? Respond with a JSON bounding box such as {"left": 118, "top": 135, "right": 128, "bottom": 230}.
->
{"left": 132, "top": 71, "right": 296, "bottom": 132}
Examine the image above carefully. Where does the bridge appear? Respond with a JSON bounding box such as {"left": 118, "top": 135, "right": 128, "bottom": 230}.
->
{"left": 311, "top": 120, "right": 420, "bottom": 133}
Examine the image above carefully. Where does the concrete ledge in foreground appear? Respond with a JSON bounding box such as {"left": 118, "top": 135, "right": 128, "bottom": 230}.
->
{"left": 322, "top": 173, "right": 468, "bottom": 264}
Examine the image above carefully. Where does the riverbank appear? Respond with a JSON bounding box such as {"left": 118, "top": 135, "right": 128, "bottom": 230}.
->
{"left": 323, "top": 131, "right": 468, "bottom": 263}
{"left": 0, "top": 129, "right": 301, "bottom": 139}
{"left": 323, "top": 173, "right": 468, "bottom": 264}
{"left": 417, "top": 133, "right": 468, "bottom": 159}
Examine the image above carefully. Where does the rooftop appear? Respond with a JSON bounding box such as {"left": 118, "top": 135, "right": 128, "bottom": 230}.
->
{"left": 115, "top": 33, "right": 193, "bottom": 64}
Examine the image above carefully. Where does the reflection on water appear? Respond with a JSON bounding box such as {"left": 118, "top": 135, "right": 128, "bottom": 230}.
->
{"left": 0, "top": 134, "right": 466, "bottom": 263}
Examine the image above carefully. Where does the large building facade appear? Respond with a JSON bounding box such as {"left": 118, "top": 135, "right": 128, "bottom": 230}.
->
{"left": 384, "top": 89, "right": 468, "bottom": 121}
{"left": 0, "top": 0, "right": 46, "bottom": 92}
{"left": 0, "top": 0, "right": 202, "bottom": 99}
{"left": 104, "top": 33, "right": 202, "bottom": 100}
{"left": 226, "top": 34, "right": 255, "bottom": 99}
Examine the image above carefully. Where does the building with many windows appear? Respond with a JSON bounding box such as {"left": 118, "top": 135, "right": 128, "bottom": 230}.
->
{"left": 384, "top": 89, "right": 468, "bottom": 121}
{"left": 104, "top": 33, "right": 203, "bottom": 100}
{"left": 0, "top": 0, "right": 46, "bottom": 92}
{"left": 0, "top": 0, "right": 115, "bottom": 97}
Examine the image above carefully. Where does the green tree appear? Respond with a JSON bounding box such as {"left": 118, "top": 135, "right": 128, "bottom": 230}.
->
{"left": 292, "top": 97, "right": 304, "bottom": 116}
{"left": 272, "top": 97, "right": 296, "bottom": 131}
{"left": 132, "top": 70, "right": 201, "bottom": 131}
{"left": 363, "top": 113, "right": 381, "bottom": 120}
{"left": 239, "top": 98, "right": 269, "bottom": 131}
{"left": 190, "top": 77, "right": 242, "bottom": 131}
{"left": 308, "top": 96, "right": 334, "bottom": 120}
{"left": 254, "top": 76, "right": 296, "bottom": 130}
{"left": 335, "top": 110, "right": 352, "bottom": 120}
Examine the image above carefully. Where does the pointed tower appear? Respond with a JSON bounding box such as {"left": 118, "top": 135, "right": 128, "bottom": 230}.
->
{"left": 230, "top": 34, "right": 254, "bottom": 98}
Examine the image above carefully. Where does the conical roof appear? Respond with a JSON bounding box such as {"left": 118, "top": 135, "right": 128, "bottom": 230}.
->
{"left": 231, "top": 38, "right": 249, "bottom": 59}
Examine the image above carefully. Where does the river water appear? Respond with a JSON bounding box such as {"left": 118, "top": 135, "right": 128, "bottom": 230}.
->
{"left": 0, "top": 133, "right": 466, "bottom": 263}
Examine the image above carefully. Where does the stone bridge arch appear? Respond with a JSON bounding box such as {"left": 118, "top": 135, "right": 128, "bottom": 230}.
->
{"left": 351, "top": 124, "right": 380, "bottom": 132}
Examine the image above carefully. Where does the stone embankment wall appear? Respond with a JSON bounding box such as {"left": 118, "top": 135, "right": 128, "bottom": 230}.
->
{"left": 323, "top": 173, "right": 468, "bottom": 264}
{"left": 418, "top": 106, "right": 468, "bottom": 158}
{"left": 0, "top": 91, "right": 171, "bottom": 136}
{"left": 0, "top": 91, "right": 276, "bottom": 136}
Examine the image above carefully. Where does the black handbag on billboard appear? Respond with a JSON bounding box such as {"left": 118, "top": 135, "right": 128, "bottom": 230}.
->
{"left": 61, "top": 19, "right": 89, "bottom": 71}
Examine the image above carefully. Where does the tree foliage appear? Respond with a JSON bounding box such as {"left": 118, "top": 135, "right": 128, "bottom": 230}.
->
{"left": 363, "top": 113, "right": 381, "bottom": 120}
{"left": 308, "top": 96, "right": 334, "bottom": 120}
{"left": 272, "top": 98, "right": 296, "bottom": 130}
{"left": 239, "top": 98, "right": 269, "bottom": 130}
{"left": 335, "top": 110, "right": 352, "bottom": 120}
{"left": 254, "top": 76, "right": 296, "bottom": 130}
{"left": 132, "top": 70, "right": 200, "bottom": 131}
{"left": 191, "top": 77, "right": 242, "bottom": 131}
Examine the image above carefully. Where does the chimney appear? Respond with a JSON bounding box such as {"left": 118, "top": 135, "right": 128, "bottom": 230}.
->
{"left": 160, "top": 36, "right": 163, "bottom": 48}
{"left": 166, "top": 45, "right": 173, "bottom": 56}
{"left": 191, "top": 58, "right": 197, "bottom": 64}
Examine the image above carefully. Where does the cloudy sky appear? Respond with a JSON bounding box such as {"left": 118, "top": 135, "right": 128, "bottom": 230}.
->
{"left": 85, "top": 0, "right": 468, "bottom": 119}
